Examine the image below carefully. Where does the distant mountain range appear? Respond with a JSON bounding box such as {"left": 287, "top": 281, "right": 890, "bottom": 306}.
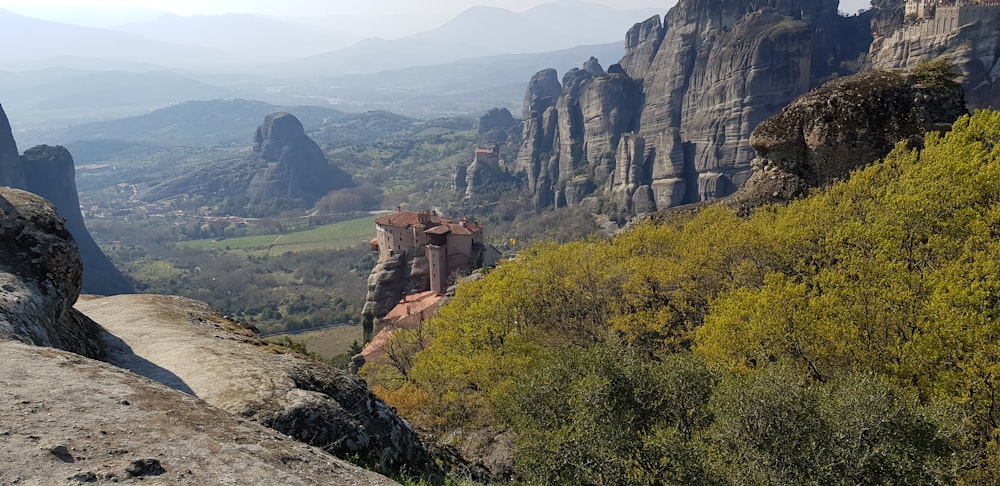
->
{"left": 5, "top": 41, "right": 623, "bottom": 145}
{"left": 0, "top": 1, "right": 659, "bottom": 137}
{"left": 51, "top": 99, "right": 475, "bottom": 149}
{"left": 290, "top": 1, "right": 659, "bottom": 75}
{"left": 0, "top": 1, "right": 658, "bottom": 74}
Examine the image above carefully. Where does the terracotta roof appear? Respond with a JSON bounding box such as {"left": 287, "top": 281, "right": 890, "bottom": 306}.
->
{"left": 361, "top": 327, "right": 394, "bottom": 362}
{"left": 423, "top": 221, "right": 483, "bottom": 236}
{"left": 369, "top": 237, "right": 378, "bottom": 245}
{"left": 424, "top": 225, "right": 451, "bottom": 235}
{"left": 383, "top": 291, "right": 442, "bottom": 323}
{"left": 374, "top": 210, "right": 451, "bottom": 228}
{"left": 361, "top": 291, "right": 443, "bottom": 364}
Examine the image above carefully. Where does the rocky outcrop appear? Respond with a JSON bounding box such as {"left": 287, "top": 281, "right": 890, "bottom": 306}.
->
{"left": 727, "top": 66, "right": 966, "bottom": 213}
{"left": 0, "top": 183, "right": 403, "bottom": 484}
{"left": 516, "top": 0, "right": 873, "bottom": 215}
{"left": 0, "top": 341, "right": 398, "bottom": 486}
{"left": 0, "top": 187, "right": 105, "bottom": 359}
{"left": 21, "top": 145, "right": 134, "bottom": 296}
{"left": 143, "top": 112, "right": 352, "bottom": 217}
{"left": 0, "top": 104, "right": 132, "bottom": 296}
{"left": 362, "top": 253, "right": 431, "bottom": 323}
{"left": 869, "top": 3, "right": 1000, "bottom": 110}
{"left": 0, "top": 103, "right": 24, "bottom": 188}
{"left": 477, "top": 107, "right": 517, "bottom": 144}
{"left": 77, "top": 294, "right": 433, "bottom": 472}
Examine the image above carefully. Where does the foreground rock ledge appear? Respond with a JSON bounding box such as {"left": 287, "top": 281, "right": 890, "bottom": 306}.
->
{"left": 0, "top": 340, "right": 398, "bottom": 486}
{"left": 76, "top": 294, "right": 432, "bottom": 471}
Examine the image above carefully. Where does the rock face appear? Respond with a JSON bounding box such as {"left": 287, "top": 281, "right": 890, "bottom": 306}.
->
{"left": 0, "top": 341, "right": 399, "bottom": 486}
{"left": 869, "top": 2, "right": 1000, "bottom": 110}
{"left": 21, "top": 145, "right": 134, "bottom": 296}
{"left": 477, "top": 107, "right": 517, "bottom": 143}
{"left": 728, "top": 66, "right": 967, "bottom": 213}
{"left": 362, "top": 253, "right": 431, "bottom": 324}
{"left": 0, "top": 105, "right": 132, "bottom": 296}
{"left": 77, "top": 294, "right": 433, "bottom": 472}
{"left": 0, "top": 187, "right": 105, "bottom": 359}
{"left": 143, "top": 112, "right": 352, "bottom": 217}
{"left": 516, "top": 0, "right": 873, "bottom": 215}
{"left": 0, "top": 104, "right": 24, "bottom": 188}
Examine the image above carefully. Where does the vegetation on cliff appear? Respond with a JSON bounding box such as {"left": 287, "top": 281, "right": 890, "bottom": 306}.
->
{"left": 364, "top": 110, "right": 1000, "bottom": 483}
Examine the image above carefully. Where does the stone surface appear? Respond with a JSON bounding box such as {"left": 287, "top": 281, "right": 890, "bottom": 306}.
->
{"left": 21, "top": 145, "right": 134, "bottom": 296}
{"left": 0, "top": 103, "right": 25, "bottom": 188}
{"left": 143, "top": 112, "right": 352, "bottom": 216}
{"left": 727, "top": 66, "right": 966, "bottom": 214}
{"left": 477, "top": 107, "right": 516, "bottom": 136}
{"left": 76, "top": 294, "right": 432, "bottom": 472}
{"left": 0, "top": 340, "right": 399, "bottom": 486}
{"left": 0, "top": 187, "right": 105, "bottom": 359}
{"left": 362, "top": 253, "right": 430, "bottom": 322}
{"left": 515, "top": 0, "right": 874, "bottom": 215}
{"left": 0, "top": 105, "right": 131, "bottom": 296}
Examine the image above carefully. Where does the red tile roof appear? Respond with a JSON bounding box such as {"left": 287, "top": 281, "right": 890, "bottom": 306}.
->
{"left": 383, "top": 291, "right": 442, "bottom": 323}
{"left": 423, "top": 220, "right": 483, "bottom": 236}
{"left": 374, "top": 210, "right": 451, "bottom": 228}
{"left": 361, "top": 291, "right": 443, "bottom": 363}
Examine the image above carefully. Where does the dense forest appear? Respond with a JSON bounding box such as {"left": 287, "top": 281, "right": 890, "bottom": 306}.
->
{"left": 363, "top": 110, "right": 1000, "bottom": 484}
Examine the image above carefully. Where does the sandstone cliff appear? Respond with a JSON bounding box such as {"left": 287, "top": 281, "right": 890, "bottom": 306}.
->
{"left": 143, "top": 112, "right": 352, "bottom": 217}
{"left": 363, "top": 252, "right": 432, "bottom": 326}
{"left": 516, "top": 0, "right": 873, "bottom": 215}
{"left": 869, "top": 2, "right": 1000, "bottom": 110}
{"left": 21, "top": 145, "right": 134, "bottom": 296}
{"left": 727, "top": 65, "right": 966, "bottom": 213}
{"left": 0, "top": 104, "right": 133, "bottom": 296}
{"left": 0, "top": 186, "right": 399, "bottom": 485}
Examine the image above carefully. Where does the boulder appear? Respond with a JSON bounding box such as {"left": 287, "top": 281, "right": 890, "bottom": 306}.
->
{"left": 0, "top": 187, "right": 104, "bottom": 359}
{"left": 728, "top": 66, "right": 967, "bottom": 213}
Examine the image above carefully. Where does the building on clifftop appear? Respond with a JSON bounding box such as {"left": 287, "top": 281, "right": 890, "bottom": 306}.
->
{"left": 371, "top": 208, "right": 490, "bottom": 294}
{"left": 905, "top": 0, "right": 1000, "bottom": 23}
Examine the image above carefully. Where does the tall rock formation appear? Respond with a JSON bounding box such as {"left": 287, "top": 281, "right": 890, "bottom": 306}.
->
{"left": 869, "top": 1, "right": 1000, "bottom": 110}
{"left": 21, "top": 145, "right": 134, "bottom": 295}
{"left": 143, "top": 112, "right": 352, "bottom": 217}
{"left": 0, "top": 104, "right": 24, "bottom": 188}
{"left": 0, "top": 104, "right": 133, "bottom": 296}
{"left": 516, "top": 0, "right": 872, "bottom": 215}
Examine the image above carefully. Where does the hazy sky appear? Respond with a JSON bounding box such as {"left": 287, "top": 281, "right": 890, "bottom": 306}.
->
{"left": 0, "top": 0, "right": 875, "bottom": 18}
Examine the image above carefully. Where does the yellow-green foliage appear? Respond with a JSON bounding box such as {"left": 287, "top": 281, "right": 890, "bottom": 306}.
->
{"left": 697, "top": 110, "right": 1000, "bottom": 439}
{"left": 367, "top": 110, "right": 1000, "bottom": 482}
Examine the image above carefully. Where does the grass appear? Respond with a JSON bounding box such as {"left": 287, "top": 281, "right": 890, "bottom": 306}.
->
{"left": 297, "top": 325, "right": 366, "bottom": 361}
{"left": 177, "top": 215, "right": 377, "bottom": 253}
